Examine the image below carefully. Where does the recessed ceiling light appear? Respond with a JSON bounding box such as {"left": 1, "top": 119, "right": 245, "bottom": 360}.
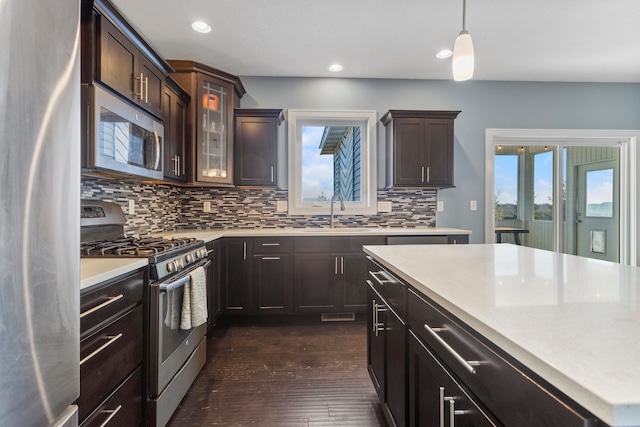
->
{"left": 436, "top": 49, "right": 453, "bottom": 59}
{"left": 328, "top": 64, "right": 343, "bottom": 72}
{"left": 191, "top": 21, "right": 212, "bottom": 34}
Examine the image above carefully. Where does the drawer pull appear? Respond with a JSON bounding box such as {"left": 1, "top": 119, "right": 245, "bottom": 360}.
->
{"left": 369, "top": 271, "right": 395, "bottom": 286}
{"left": 99, "top": 405, "right": 122, "bottom": 427}
{"left": 262, "top": 257, "right": 281, "bottom": 260}
{"left": 261, "top": 242, "right": 280, "bottom": 247}
{"left": 80, "top": 294, "right": 124, "bottom": 318}
{"left": 424, "top": 324, "right": 480, "bottom": 374}
{"left": 80, "top": 333, "right": 123, "bottom": 366}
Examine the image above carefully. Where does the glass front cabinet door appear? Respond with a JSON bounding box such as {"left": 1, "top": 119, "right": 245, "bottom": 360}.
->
{"left": 168, "top": 60, "right": 245, "bottom": 186}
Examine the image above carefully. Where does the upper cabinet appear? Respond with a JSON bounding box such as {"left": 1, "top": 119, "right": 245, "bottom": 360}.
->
{"left": 234, "top": 109, "right": 284, "bottom": 187}
{"left": 381, "top": 110, "right": 461, "bottom": 189}
{"left": 81, "top": 0, "right": 172, "bottom": 119}
{"left": 163, "top": 77, "right": 190, "bottom": 182}
{"left": 168, "top": 60, "right": 245, "bottom": 186}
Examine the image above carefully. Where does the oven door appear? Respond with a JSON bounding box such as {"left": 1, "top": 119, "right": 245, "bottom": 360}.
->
{"left": 149, "top": 259, "right": 210, "bottom": 396}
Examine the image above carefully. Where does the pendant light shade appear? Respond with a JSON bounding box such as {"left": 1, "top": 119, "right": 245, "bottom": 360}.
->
{"left": 452, "top": 0, "right": 474, "bottom": 81}
{"left": 453, "top": 30, "right": 474, "bottom": 81}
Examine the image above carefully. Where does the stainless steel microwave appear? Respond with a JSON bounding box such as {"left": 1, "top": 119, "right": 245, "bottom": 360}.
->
{"left": 82, "top": 84, "right": 164, "bottom": 180}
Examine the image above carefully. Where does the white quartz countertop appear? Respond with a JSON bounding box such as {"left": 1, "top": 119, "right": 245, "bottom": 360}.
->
{"left": 363, "top": 243, "right": 640, "bottom": 427}
{"left": 80, "top": 258, "right": 148, "bottom": 291}
{"left": 157, "top": 227, "right": 471, "bottom": 243}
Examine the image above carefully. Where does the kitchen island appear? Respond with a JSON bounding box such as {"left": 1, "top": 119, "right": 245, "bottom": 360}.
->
{"left": 364, "top": 243, "right": 640, "bottom": 427}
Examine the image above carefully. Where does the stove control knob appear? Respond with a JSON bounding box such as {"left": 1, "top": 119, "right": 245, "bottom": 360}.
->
{"left": 175, "top": 259, "right": 184, "bottom": 271}
{"left": 186, "top": 253, "right": 195, "bottom": 264}
{"left": 167, "top": 261, "right": 176, "bottom": 273}
{"left": 199, "top": 249, "right": 207, "bottom": 259}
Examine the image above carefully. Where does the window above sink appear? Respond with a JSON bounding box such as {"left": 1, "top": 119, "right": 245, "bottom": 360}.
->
{"left": 286, "top": 109, "right": 377, "bottom": 215}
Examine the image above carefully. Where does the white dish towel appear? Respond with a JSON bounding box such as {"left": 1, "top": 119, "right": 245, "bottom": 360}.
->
{"left": 180, "top": 266, "right": 208, "bottom": 330}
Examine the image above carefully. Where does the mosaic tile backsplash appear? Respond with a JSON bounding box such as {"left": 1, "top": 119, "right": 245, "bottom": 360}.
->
{"left": 81, "top": 178, "right": 437, "bottom": 235}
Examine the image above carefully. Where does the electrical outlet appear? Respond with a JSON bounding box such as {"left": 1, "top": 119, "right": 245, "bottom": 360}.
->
{"left": 128, "top": 199, "right": 135, "bottom": 215}
{"left": 437, "top": 201, "right": 444, "bottom": 212}
{"left": 377, "top": 201, "right": 392, "bottom": 213}
{"left": 470, "top": 200, "right": 477, "bottom": 211}
{"left": 276, "top": 201, "right": 288, "bottom": 212}
{"left": 203, "top": 201, "right": 211, "bottom": 213}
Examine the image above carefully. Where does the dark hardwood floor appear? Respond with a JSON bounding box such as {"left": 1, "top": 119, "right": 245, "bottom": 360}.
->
{"left": 167, "top": 319, "right": 387, "bottom": 426}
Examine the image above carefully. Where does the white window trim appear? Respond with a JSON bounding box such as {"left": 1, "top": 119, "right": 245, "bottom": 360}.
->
{"left": 286, "top": 109, "right": 377, "bottom": 215}
{"left": 485, "top": 128, "right": 639, "bottom": 266}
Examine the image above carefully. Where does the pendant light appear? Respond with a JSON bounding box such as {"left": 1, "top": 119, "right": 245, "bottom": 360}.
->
{"left": 452, "top": 0, "right": 474, "bottom": 81}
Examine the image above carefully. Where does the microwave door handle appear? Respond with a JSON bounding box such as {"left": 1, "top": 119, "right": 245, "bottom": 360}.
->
{"left": 153, "top": 131, "right": 161, "bottom": 170}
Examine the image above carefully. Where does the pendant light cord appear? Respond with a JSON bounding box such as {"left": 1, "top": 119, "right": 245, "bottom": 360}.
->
{"left": 462, "top": 0, "right": 467, "bottom": 31}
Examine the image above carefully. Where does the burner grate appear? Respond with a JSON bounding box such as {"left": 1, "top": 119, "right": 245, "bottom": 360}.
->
{"left": 81, "top": 237, "right": 198, "bottom": 258}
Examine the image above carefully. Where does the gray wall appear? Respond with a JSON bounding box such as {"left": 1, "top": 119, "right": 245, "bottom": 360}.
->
{"left": 238, "top": 77, "right": 640, "bottom": 243}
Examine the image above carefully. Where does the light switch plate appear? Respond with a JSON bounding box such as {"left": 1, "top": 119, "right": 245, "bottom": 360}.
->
{"left": 470, "top": 200, "right": 477, "bottom": 211}
{"left": 437, "top": 201, "right": 444, "bottom": 212}
{"left": 276, "top": 201, "right": 288, "bottom": 212}
{"left": 128, "top": 199, "right": 135, "bottom": 215}
{"left": 377, "top": 201, "right": 392, "bottom": 213}
{"left": 203, "top": 201, "right": 211, "bottom": 213}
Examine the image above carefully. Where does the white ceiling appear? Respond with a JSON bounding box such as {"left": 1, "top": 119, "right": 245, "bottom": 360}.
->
{"left": 111, "top": 0, "right": 640, "bottom": 82}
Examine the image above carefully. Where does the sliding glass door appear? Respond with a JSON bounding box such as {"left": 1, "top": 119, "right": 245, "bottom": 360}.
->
{"left": 493, "top": 142, "right": 620, "bottom": 262}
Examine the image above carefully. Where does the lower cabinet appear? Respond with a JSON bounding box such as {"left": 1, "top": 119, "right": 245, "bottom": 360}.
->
{"left": 408, "top": 331, "right": 497, "bottom": 427}
{"left": 253, "top": 237, "right": 292, "bottom": 314}
{"left": 367, "top": 281, "right": 407, "bottom": 427}
{"left": 205, "top": 239, "right": 222, "bottom": 334}
{"left": 222, "top": 238, "right": 253, "bottom": 314}
{"left": 77, "top": 268, "right": 146, "bottom": 427}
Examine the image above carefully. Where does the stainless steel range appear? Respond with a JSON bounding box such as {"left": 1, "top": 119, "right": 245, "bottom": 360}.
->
{"left": 81, "top": 200, "right": 209, "bottom": 427}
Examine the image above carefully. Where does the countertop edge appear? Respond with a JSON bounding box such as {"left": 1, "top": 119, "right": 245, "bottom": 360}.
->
{"left": 80, "top": 258, "right": 149, "bottom": 291}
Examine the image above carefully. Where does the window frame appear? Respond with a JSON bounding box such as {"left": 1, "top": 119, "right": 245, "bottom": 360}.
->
{"left": 286, "top": 109, "right": 377, "bottom": 215}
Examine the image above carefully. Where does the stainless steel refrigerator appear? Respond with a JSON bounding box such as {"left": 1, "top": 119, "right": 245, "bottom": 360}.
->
{"left": 0, "top": 0, "right": 81, "bottom": 426}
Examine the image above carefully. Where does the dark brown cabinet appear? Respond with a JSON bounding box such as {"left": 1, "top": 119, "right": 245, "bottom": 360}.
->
{"left": 205, "top": 240, "right": 222, "bottom": 335}
{"left": 235, "top": 109, "right": 284, "bottom": 187}
{"left": 408, "top": 331, "right": 497, "bottom": 427}
{"left": 163, "top": 77, "right": 190, "bottom": 182}
{"left": 78, "top": 268, "right": 146, "bottom": 427}
{"left": 367, "top": 276, "right": 407, "bottom": 427}
{"left": 253, "top": 237, "right": 292, "bottom": 314}
{"left": 293, "top": 236, "right": 386, "bottom": 314}
{"left": 94, "top": 14, "right": 164, "bottom": 118}
{"left": 168, "top": 61, "right": 245, "bottom": 186}
{"left": 381, "top": 110, "right": 460, "bottom": 189}
{"left": 222, "top": 238, "right": 253, "bottom": 314}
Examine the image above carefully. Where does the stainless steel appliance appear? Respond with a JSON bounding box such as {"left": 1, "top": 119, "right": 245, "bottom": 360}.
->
{"left": 0, "top": 0, "right": 80, "bottom": 426}
{"left": 82, "top": 83, "right": 164, "bottom": 180}
{"left": 80, "top": 200, "right": 208, "bottom": 427}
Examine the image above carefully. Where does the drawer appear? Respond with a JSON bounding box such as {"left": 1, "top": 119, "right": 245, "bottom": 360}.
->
{"left": 253, "top": 237, "right": 291, "bottom": 253}
{"left": 407, "top": 289, "right": 596, "bottom": 426}
{"left": 78, "top": 305, "right": 143, "bottom": 422}
{"left": 80, "top": 366, "right": 143, "bottom": 427}
{"left": 80, "top": 269, "right": 144, "bottom": 337}
{"left": 367, "top": 257, "right": 406, "bottom": 318}
{"left": 294, "top": 236, "right": 385, "bottom": 253}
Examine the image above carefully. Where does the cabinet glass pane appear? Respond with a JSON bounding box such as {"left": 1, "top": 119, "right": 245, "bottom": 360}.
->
{"left": 201, "top": 81, "right": 227, "bottom": 178}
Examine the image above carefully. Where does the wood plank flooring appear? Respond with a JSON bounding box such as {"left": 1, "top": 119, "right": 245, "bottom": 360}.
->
{"left": 167, "top": 319, "right": 387, "bottom": 426}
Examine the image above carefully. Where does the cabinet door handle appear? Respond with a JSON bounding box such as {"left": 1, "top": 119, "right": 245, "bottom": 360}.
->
{"left": 144, "top": 76, "right": 149, "bottom": 103}
{"left": 262, "top": 257, "right": 280, "bottom": 260}
{"left": 270, "top": 166, "right": 274, "bottom": 183}
{"left": 177, "top": 155, "right": 181, "bottom": 176}
{"left": 439, "top": 387, "right": 446, "bottom": 427}
{"left": 373, "top": 302, "right": 387, "bottom": 336}
{"left": 261, "top": 243, "right": 280, "bottom": 246}
{"left": 335, "top": 256, "right": 338, "bottom": 275}
{"left": 80, "top": 333, "right": 123, "bottom": 366}
{"left": 80, "top": 294, "right": 123, "bottom": 318}
{"left": 369, "top": 270, "right": 395, "bottom": 286}
{"left": 99, "top": 405, "right": 122, "bottom": 427}
{"left": 135, "top": 72, "right": 144, "bottom": 99}
{"left": 243, "top": 241, "right": 247, "bottom": 260}
{"left": 424, "top": 324, "right": 480, "bottom": 374}
{"left": 421, "top": 166, "right": 425, "bottom": 182}
{"left": 427, "top": 166, "right": 430, "bottom": 182}
{"left": 340, "top": 256, "right": 344, "bottom": 275}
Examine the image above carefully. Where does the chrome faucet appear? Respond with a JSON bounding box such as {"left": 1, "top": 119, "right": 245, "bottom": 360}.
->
{"left": 330, "top": 193, "right": 346, "bottom": 228}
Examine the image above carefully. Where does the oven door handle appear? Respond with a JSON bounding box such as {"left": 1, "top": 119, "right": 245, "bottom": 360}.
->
{"left": 159, "top": 260, "right": 211, "bottom": 293}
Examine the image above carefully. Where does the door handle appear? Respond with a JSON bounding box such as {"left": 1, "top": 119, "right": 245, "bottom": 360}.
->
{"left": 153, "top": 131, "right": 161, "bottom": 170}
